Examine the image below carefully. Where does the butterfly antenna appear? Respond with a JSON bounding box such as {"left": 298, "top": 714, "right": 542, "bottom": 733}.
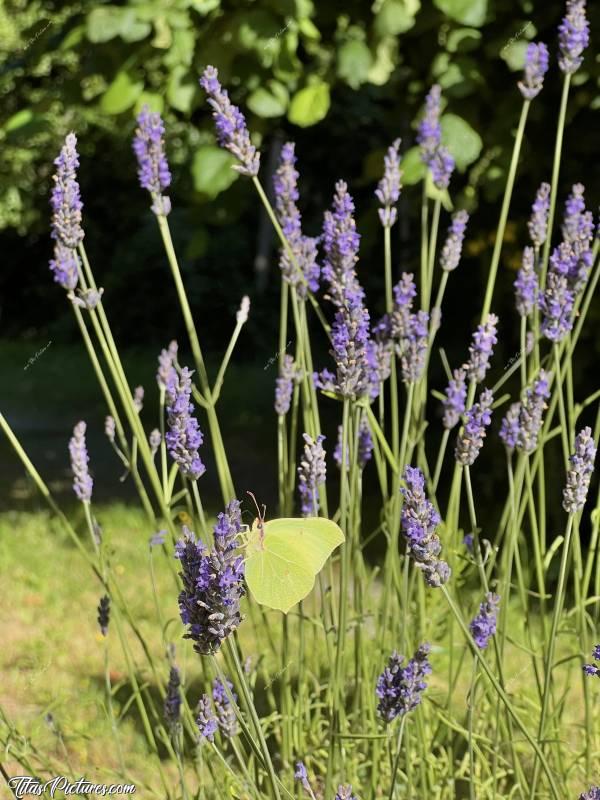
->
{"left": 246, "top": 491, "right": 266, "bottom": 525}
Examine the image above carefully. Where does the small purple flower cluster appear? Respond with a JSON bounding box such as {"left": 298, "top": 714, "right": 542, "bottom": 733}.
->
{"left": 417, "top": 85, "right": 455, "bottom": 189}
{"left": 514, "top": 247, "right": 538, "bottom": 317}
{"left": 273, "top": 142, "right": 319, "bottom": 297}
{"left": 197, "top": 677, "right": 238, "bottom": 741}
{"left": 582, "top": 644, "right": 600, "bottom": 679}
{"left": 164, "top": 666, "right": 182, "bottom": 732}
{"left": 97, "top": 595, "right": 110, "bottom": 636}
{"left": 440, "top": 210, "right": 469, "bottom": 272}
{"left": 528, "top": 182, "right": 551, "bottom": 249}
{"left": 518, "top": 43, "right": 549, "bottom": 100}
{"left": 558, "top": 0, "right": 589, "bottom": 75}
{"left": 157, "top": 340, "right": 178, "bottom": 390}
{"left": 165, "top": 367, "right": 206, "bottom": 481}
{"left": 467, "top": 314, "right": 498, "bottom": 383}
{"left": 175, "top": 501, "right": 245, "bottom": 655}
{"left": 469, "top": 593, "right": 500, "bottom": 649}
{"left": 580, "top": 788, "right": 600, "bottom": 800}
{"left": 275, "top": 354, "right": 300, "bottom": 416}
{"left": 442, "top": 368, "right": 467, "bottom": 430}
{"left": 455, "top": 389, "right": 494, "bottom": 466}
{"left": 376, "top": 643, "right": 432, "bottom": 722}
{"left": 389, "top": 273, "right": 430, "bottom": 383}
{"left": 200, "top": 66, "right": 260, "bottom": 177}
{"left": 49, "top": 134, "right": 84, "bottom": 291}
{"left": 400, "top": 466, "right": 450, "bottom": 587}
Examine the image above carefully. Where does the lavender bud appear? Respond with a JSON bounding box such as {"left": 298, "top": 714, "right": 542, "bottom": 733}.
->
{"left": 335, "top": 787, "right": 358, "bottom": 800}
{"left": 365, "top": 338, "right": 393, "bottom": 399}
{"left": 442, "top": 367, "right": 467, "bottom": 430}
{"left": 149, "top": 428, "right": 161, "bottom": 455}
{"left": 175, "top": 501, "right": 245, "bottom": 654}
{"left": 165, "top": 367, "right": 206, "bottom": 480}
{"left": 528, "top": 182, "right": 551, "bottom": 248}
{"left": 391, "top": 273, "right": 417, "bottom": 340}
{"left": 274, "top": 142, "right": 319, "bottom": 297}
{"left": 417, "top": 85, "right": 442, "bottom": 161}
{"left": 563, "top": 427, "right": 596, "bottom": 514}
{"left": 499, "top": 402, "right": 521, "bottom": 452}
{"left": 236, "top": 295, "right": 250, "bottom": 325}
{"left": 518, "top": 42, "right": 549, "bottom": 100}
{"left": 430, "top": 146, "right": 455, "bottom": 190}
{"left": 376, "top": 138, "right": 402, "bottom": 227}
{"left": 196, "top": 695, "right": 218, "bottom": 742}
{"left": 440, "top": 210, "right": 469, "bottom": 272}
{"left": 157, "top": 340, "right": 178, "bottom": 389}
{"left": 213, "top": 678, "right": 239, "bottom": 738}
{"left": 579, "top": 787, "right": 600, "bottom": 800}
{"left": 470, "top": 593, "right": 500, "bottom": 649}
{"left": 330, "top": 301, "right": 371, "bottom": 398}
{"left": 132, "top": 106, "right": 171, "bottom": 215}
{"left": 298, "top": 434, "right": 327, "bottom": 517}
{"left": 455, "top": 389, "right": 494, "bottom": 466}
{"left": 69, "top": 421, "right": 93, "bottom": 502}
{"left": 71, "top": 287, "right": 103, "bottom": 310}
{"left": 294, "top": 762, "right": 313, "bottom": 794}
{"left": 97, "top": 595, "right": 110, "bottom": 636}
{"left": 50, "top": 133, "right": 84, "bottom": 250}
{"left": 164, "top": 666, "right": 182, "bottom": 732}
{"left": 376, "top": 643, "right": 432, "bottom": 722}
{"left": 399, "top": 311, "right": 429, "bottom": 384}
{"left": 275, "top": 355, "right": 300, "bottom": 416}
{"left": 200, "top": 66, "right": 260, "bottom": 177}
{"left": 582, "top": 645, "right": 600, "bottom": 679}
{"left": 514, "top": 247, "right": 538, "bottom": 317}
{"left": 467, "top": 314, "right": 498, "bottom": 383}
{"left": 133, "top": 385, "right": 144, "bottom": 413}
{"left": 558, "top": 0, "right": 589, "bottom": 75}
{"left": 517, "top": 370, "right": 551, "bottom": 453}
{"left": 104, "top": 416, "right": 116, "bottom": 444}
{"left": 401, "top": 466, "right": 450, "bottom": 587}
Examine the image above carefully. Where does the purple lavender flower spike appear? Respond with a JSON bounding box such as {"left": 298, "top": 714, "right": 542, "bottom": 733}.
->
{"left": 417, "top": 85, "right": 442, "bottom": 160}
{"left": 97, "top": 595, "right": 110, "bottom": 636}
{"left": 175, "top": 502, "right": 245, "bottom": 655}
{"left": 582, "top": 644, "right": 600, "bottom": 679}
{"left": 467, "top": 314, "right": 498, "bottom": 383}
{"left": 376, "top": 643, "right": 432, "bottom": 722}
{"left": 399, "top": 310, "right": 429, "bottom": 384}
{"left": 294, "top": 762, "right": 314, "bottom": 795}
{"left": 499, "top": 402, "right": 521, "bottom": 452}
{"left": 518, "top": 43, "right": 549, "bottom": 100}
{"left": 563, "top": 427, "right": 597, "bottom": 514}
{"left": 539, "top": 271, "right": 574, "bottom": 342}
{"left": 391, "top": 272, "right": 417, "bottom": 340}
{"left": 470, "top": 593, "right": 500, "bottom": 649}
{"left": 200, "top": 66, "right": 260, "bottom": 177}
{"left": 133, "top": 385, "right": 144, "bottom": 413}
{"left": 298, "top": 434, "right": 327, "bottom": 516}
{"left": 440, "top": 210, "right": 469, "bottom": 272}
{"left": 49, "top": 241, "right": 79, "bottom": 291}
{"left": 442, "top": 367, "right": 467, "bottom": 430}
{"left": 430, "top": 146, "right": 455, "bottom": 190}
{"left": 132, "top": 106, "right": 171, "bottom": 215}
{"left": 528, "top": 182, "right": 551, "bottom": 249}
{"left": 580, "top": 789, "right": 600, "bottom": 800}
{"left": 376, "top": 138, "right": 402, "bottom": 227}
{"left": 275, "top": 354, "right": 299, "bottom": 416}
{"left": 517, "top": 370, "right": 551, "bottom": 453}
{"left": 455, "top": 389, "right": 494, "bottom": 466}
{"left": 69, "top": 421, "right": 93, "bottom": 502}
{"left": 273, "top": 142, "right": 319, "bottom": 296}
{"left": 196, "top": 694, "right": 218, "bottom": 742}
{"left": 213, "top": 677, "right": 239, "bottom": 738}
{"left": 558, "top": 0, "right": 589, "bottom": 74}
{"left": 157, "top": 340, "right": 178, "bottom": 390}
{"left": 514, "top": 247, "right": 538, "bottom": 317}
{"left": 164, "top": 666, "right": 182, "bottom": 732}
{"left": 335, "top": 786, "right": 358, "bottom": 800}
{"left": 165, "top": 367, "right": 206, "bottom": 480}
{"left": 322, "top": 180, "right": 363, "bottom": 308}
{"left": 550, "top": 240, "right": 592, "bottom": 295}
{"left": 330, "top": 301, "right": 371, "bottom": 398}
{"left": 50, "top": 133, "right": 84, "bottom": 250}
{"left": 400, "top": 466, "right": 450, "bottom": 587}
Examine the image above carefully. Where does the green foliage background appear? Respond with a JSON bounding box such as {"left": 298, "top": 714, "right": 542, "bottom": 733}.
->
{"left": 0, "top": 0, "right": 597, "bottom": 347}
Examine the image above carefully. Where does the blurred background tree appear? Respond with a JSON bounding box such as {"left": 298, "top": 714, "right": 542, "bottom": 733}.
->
{"left": 0, "top": 0, "right": 597, "bottom": 350}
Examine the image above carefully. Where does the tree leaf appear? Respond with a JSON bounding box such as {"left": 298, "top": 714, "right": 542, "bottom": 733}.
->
{"left": 440, "top": 113, "right": 482, "bottom": 171}
{"left": 400, "top": 146, "right": 426, "bottom": 185}
{"left": 434, "top": 0, "right": 487, "bottom": 27}
{"left": 337, "top": 40, "right": 373, "bottom": 89}
{"left": 167, "top": 66, "right": 196, "bottom": 113}
{"left": 86, "top": 7, "right": 125, "bottom": 43}
{"left": 288, "top": 81, "right": 330, "bottom": 127}
{"left": 192, "top": 145, "right": 239, "bottom": 198}
{"left": 101, "top": 72, "right": 144, "bottom": 115}
{"left": 374, "top": 0, "right": 421, "bottom": 37}
{"left": 247, "top": 82, "right": 288, "bottom": 118}
{"left": 118, "top": 9, "right": 151, "bottom": 42}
